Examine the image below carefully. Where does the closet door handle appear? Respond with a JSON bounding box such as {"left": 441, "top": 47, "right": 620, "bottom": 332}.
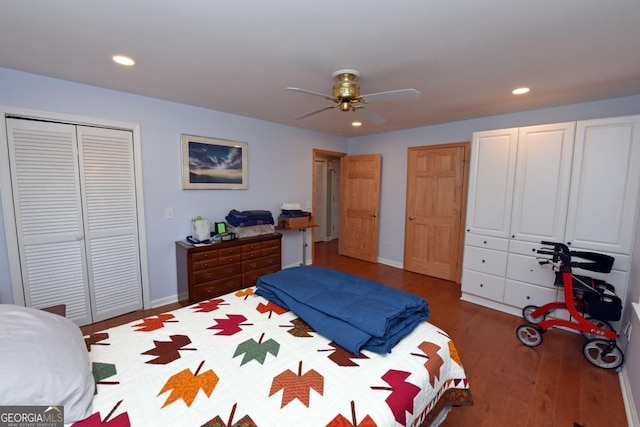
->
{"left": 409, "top": 216, "right": 415, "bottom": 221}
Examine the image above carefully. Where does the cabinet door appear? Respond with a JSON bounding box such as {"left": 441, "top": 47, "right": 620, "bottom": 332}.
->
{"left": 565, "top": 115, "right": 640, "bottom": 254}
{"left": 510, "top": 123, "right": 575, "bottom": 242}
{"left": 465, "top": 129, "right": 518, "bottom": 237}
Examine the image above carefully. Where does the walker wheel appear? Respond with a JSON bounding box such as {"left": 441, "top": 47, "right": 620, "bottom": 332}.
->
{"left": 582, "top": 339, "right": 624, "bottom": 369}
{"left": 580, "top": 317, "right": 614, "bottom": 340}
{"left": 522, "top": 305, "right": 546, "bottom": 324}
{"left": 516, "top": 325, "right": 543, "bottom": 347}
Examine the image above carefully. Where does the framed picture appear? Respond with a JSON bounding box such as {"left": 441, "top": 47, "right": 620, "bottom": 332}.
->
{"left": 181, "top": 134, "right": 248, "bottom": 190}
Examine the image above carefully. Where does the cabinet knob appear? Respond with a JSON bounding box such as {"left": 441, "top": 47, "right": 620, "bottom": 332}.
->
{"left": 409, "top": 216, "right": 415, "bottom": 221}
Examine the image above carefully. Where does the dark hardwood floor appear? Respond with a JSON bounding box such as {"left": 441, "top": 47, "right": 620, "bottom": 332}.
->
{"left": 82, "top": 239, "right": 628, "bottom": 427}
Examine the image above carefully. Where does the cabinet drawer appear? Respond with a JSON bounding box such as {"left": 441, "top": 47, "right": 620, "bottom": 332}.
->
{"left": 506, "top": 253, "right": 556, "bottom": 288}
{"left": 191, "top": 275, "right": 243, "bottom": 301}
{"left": 242, "top": 250, "right": 262, "bottom": 261}
{"left": 243, "top": 264, "right": 280, "bottom": 286}
{"left": 262, "top": 239, "right": 280, "bottom": 249}
{"left": 193, "top": 258, "right": 219, "bottom": 271}
{"left": 508, "top": 240, "right": 546, "bottom": 256}
{"left": 262, "top": 245, "right": 280, "bottom": 256}
{"left": 464, "top": 234, "right": 509, "bottom": 251}
{"left": 193, "top": 263, "right": 242, "bottom": 284}
{"left": 463, "top": 246, "right": 507, "bottom": 276}
{"left": 219, "top": 254, "right": 242, "bottom": 264}
{"left": 192, "top": 249, "right": 218, "bottom": 262}
{"left": 461, "top": 269, "right": 505, "bottom": 301}
{"left": 242, "top": 242, "right": 262, "bottom": 252}
{"left": 504, "top": 279, "right": 558, "bottom": 310}
{"left": 218, "top": 246, "right": 241, "bottom": 257}
{"left": 242, "top": 254, "right": 280, "bottom": 272}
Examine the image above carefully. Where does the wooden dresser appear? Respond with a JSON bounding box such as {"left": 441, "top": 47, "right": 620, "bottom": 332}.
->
{"left": 176, "top": 233, "right": 282, "bottom": 304}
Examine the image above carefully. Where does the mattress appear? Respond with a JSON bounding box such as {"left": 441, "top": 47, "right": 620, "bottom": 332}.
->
{"left": 77, "top": 287, "right": 472, "bottom": 426}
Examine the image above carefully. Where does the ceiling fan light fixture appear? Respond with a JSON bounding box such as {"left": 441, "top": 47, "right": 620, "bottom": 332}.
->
{"left": 339, "top": 101, "right": 352, "bottom": 111}
{"left": 352, "top": 121, "right": 362, "bottom": 127}
{"left": 512, "top": 87, "right": 530, "bottom": 95}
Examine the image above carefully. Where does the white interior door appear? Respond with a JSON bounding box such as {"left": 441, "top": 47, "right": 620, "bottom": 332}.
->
{"left": 78, "top": 126, "right": 143, "bottom": 322}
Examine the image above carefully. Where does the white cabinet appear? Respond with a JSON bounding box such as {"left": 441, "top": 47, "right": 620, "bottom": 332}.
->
{"left": 565, "top": 116, "right": 640, "bottom": 254}
{"left": 462, "top": 115, "right": 640, "bottom": 321}
{"left": 510, "top": 123, "right": 575, "bottom": 243}
{"left": 465, "top": 128, "right": 518, "bottom": 238}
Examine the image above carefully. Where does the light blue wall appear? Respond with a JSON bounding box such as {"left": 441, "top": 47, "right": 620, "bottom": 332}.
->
{"left": 2, "top": 66, "right": 640, "bottom": 309}
{"left": 347, "top": 95, "right": 640, "bottom": 265}
{"left": 0, "top": 67, "right": 346, "bottom": 305}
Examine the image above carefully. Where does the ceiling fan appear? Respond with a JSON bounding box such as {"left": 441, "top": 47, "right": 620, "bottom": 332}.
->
{"left": 286, "top": 69, "right": 420, "bottom": 124}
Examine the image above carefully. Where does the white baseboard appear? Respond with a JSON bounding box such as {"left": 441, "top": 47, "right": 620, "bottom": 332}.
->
{"left": 619, "top": 365, "right": 639, "bottom": 427}
{"left": 377, "top": 257, "right": 403, "bottom": 269}
{"left": 151, "top": 292, "right": 188, "bottom": 308}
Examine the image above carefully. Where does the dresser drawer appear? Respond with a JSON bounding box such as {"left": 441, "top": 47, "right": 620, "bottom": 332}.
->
{"left": 262, "top": 245, "right": 281, "bottom": 256}
{"left": 191, "top": 275, "right": 243, "bottom": 302}
{"left": 461, "top": 269, "right": 505, "bottom": 301}
{"left": 218, "top": 246, "right": 242, "bottom": 257}
{"left": 464, "top": 234, "right": 509, "bottom": 251}
{"left": 242, "top": 254, "right": 280, "bottom": 272}
{"left": 506, "top": 253, "right": 556, "bottom": 288}
{"left": 243, "top": 264, "right": 280, "bottom": 286}
{"left": 242, "top": 242, "right": 262, "bottom": 252}
{"left": 242, "top": 250, "right": 262, "bottom": 261}
{"left": 193, "top": 258, "right": 219, "bottom": 271}
{"left": 463, "top": 246, "right": 507, "bottom": 276}
{"left": 193, "top": 263, "right": 242, "bottom": 284}
{"left": 192, "top": 249, "right": 218, "bottom": 262}
{"left": 504, "top": 279, "right": 558, "bottom": 310}
{"left": 219, "top": 254, "right": 242, "bottom": 264}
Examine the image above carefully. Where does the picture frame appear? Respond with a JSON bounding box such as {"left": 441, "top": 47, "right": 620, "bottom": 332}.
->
{"left": 181, "top": 134, "right": 248, "bottom": 190}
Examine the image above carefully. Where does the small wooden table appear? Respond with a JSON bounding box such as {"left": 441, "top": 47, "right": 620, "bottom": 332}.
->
{"left": 275, "top": 224, "right": 318, "bottom": 265}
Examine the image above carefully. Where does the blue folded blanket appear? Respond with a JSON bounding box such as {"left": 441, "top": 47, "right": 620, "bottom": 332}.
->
{"left": 255, "top": 266, "right": 429, "bottom": 355}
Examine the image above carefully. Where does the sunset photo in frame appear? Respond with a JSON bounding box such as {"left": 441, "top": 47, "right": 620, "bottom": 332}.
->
{"left": 181, "top": 134, "right": 248, "bottom": 189}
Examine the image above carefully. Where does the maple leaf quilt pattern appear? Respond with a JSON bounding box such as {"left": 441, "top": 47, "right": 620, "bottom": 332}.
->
{"left": 75, "top": 287, "right": 472, "bottom": 426}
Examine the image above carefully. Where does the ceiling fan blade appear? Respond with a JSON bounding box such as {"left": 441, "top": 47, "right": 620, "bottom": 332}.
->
{"left": 294, "top": 105, "right": 337, "bottom": 120}
{"left": 361, "top": 88, "right": 421, "bottom": 103}
{"left": 356, "top": 107, "right": 386, "bottom": 124}
{"left": 286, "top": 87, "right": 337, "bottom": 102}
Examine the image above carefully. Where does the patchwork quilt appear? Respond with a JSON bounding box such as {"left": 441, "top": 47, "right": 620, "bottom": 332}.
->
{"left": 75, "top": 288, "right": 472, "bottom": 427}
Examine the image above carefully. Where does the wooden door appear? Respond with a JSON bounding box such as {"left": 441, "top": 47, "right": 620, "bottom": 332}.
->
{"left": 403, "top": 143, "right": 469, "bottom": 281}
{"left": 339, "top": 154, "right": 381, "bottom": 262}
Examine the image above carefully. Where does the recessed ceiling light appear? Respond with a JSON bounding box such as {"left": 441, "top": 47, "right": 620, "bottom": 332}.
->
{"left": 512, "top": 87, "right": 530, "bottom": 95}
{"left": 112, "top": 55, "right": 135, "bottom": 66}
{"left": 352, "top": 121, "right": 362, "bottom": 127}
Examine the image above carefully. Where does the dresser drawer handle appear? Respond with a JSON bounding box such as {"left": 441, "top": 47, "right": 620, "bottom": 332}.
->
{"left": 225, "top": 281, "right": 234, "bottom": 287}
{"left": 225, "top": 268, "right": 234, "bottom": 274}
{"left": 204, "top": 273, "right": 213, "bottom": 279}
{"left": 203, "top": 263, "right": 209, "bottom": 268}
{"left": 250, "top": 262, "right": 258, "bottom": 268}
{"left": 205, "top": 287, "right": 214, "bottom": 293}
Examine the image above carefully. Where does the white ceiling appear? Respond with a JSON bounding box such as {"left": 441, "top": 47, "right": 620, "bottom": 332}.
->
{"left": 2, "top": 1, "right": 640, "bottom": 137}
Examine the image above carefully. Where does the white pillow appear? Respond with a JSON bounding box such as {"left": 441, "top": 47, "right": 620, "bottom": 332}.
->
{"left": 0, "top": 304, "right": 94, "bottom": 423}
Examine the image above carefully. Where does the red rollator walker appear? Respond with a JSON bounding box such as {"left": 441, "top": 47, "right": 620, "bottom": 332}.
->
{"left": 516, "top": 241, "right": 625, "bottom": 369}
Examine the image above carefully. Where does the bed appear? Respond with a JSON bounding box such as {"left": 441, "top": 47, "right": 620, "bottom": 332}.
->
{"left": 71, "top": 267, "right": 472, "bottom": 426}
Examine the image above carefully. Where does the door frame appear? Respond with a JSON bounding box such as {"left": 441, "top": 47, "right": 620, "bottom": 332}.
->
{"left": 0, "top": 105, "right": 151, "bottom": 309}
{"left": 312, "top": 149, "right": 346, "bottom": 262}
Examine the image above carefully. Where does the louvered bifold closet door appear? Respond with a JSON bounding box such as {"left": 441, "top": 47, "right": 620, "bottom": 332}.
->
{"left": 6, "top": 119, "right": 92, "bottom": 325}
{"left": 77, "top": 126, "right": 142, "bottom": 323}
